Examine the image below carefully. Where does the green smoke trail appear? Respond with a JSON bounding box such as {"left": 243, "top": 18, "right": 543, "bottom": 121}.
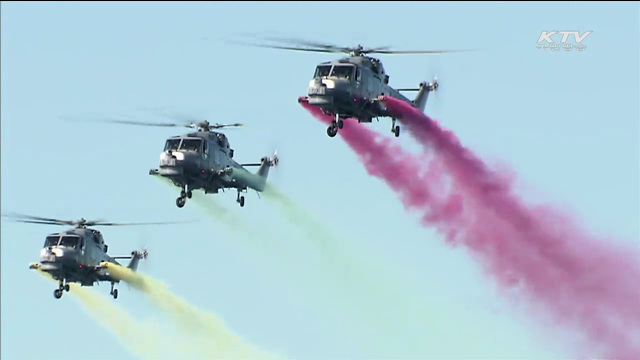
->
{"left": 157, "top": 179, "right": 384, "bottom": 344}
{"left": 154, "top": 177, "right": 438, "bottom": 356}
{"left": 190, "top": 191, "right": 277, "bottom": 254}
{"left": 261, "top": 184, "right": 444, "bottom": 356}
{"left": 155, "top": 176, "right": 281, "bottom": 256}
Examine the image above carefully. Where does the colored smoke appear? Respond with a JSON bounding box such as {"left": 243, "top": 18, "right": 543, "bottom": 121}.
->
{"left": 104, "top": 263, "right": 281, "bottom": 360}
{"left": 300, "top": 99, "right": 640, "bottom": 359}
{"left": 157, "top": 177, "right": 436, "bottom": 357}
{"left": 34, "top": 268, "right": 188, "bottom": 359}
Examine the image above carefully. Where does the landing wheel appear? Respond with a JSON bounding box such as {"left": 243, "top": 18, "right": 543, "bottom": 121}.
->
{"left": 112, "top": 289, "right": 118, "bottom": 299}
{"left": 327, "top": 125, "right": 338, "bottom": 137}
{"left": 180, "top": 190, "right": 186, "bottom": 198}
{"left": 64, "top": 284, "right": 70, "bottom": 292}
{"left": 337, "top": 119, "right": 344, "bottom": 129}
{"left": 54, "top": 289, "right": 63, "bottom": 299}
{"left": 394, "top": 125, "right": 400, "bottom": 137}
{"left": 239, "top": 196, "right": 245, "bottom": 207}
{"left": 187, "top": 190, "right": 193, "bottom": 199}
{"left": 176, "top": 197, "right": 186, "bottom": 208}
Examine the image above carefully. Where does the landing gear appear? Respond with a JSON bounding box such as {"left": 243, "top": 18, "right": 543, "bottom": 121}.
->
{"left": 326, "top": 115, "right": 343, "bottom": 138}
{"left": 236, "top": 191, "right": 245, "bottom": 207}
{"left": 391, "top": 118, "right": 400, "bottom": 137}
{"left": 110, "top": 282, "right": 118, "bottom": 299}
{"left": 53, "top": 279, "right": 70, "bottom": 299}
{"left": 176, "top": 185, "right": 192, "bottom": 208}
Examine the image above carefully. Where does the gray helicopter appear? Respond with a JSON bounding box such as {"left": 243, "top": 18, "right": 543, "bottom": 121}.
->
{"left": 3, "top": 213, "right": 182, "bottom": 300}
{"left": 101, "top": 119, "right": 279, "bottom": 208}
{"left": 233, "top": 37, "right": 468, "bottom": 138}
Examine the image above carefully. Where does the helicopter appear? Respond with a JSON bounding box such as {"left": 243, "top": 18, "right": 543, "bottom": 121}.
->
{"left": 232, "top": 36, "right": 468, "bottom": 138}
{"left": 3, "top": 213, "right": 183, "bottom": 300}
{"left": 100, "top": 119, "right": 279, "bottom": 209}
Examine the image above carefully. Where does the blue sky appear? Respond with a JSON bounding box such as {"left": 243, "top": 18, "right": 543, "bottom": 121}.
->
{"left": 1, "top": 1, "right": 638, "bottom": 359}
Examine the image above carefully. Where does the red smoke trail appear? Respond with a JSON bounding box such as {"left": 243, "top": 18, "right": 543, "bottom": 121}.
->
{"left": 299, "top": 97, "right": 640, "bottom": 359}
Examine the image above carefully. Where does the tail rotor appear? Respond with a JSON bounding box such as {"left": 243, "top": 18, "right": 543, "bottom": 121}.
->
{"left": 134, "top": 233, "right": 150, "bottom": 271}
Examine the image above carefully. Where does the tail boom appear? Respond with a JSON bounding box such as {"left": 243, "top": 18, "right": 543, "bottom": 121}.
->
{"left": 231, "top": 151, "right": 279, "bottom": 192}
{"left": 110, "top": 249, "right": 148, "bottom": 272}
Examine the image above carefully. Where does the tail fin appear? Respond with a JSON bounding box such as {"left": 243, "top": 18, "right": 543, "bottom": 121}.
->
{"left": 412, "top": 76, "right": 438, "bottom": 113}
{"left": 127, "top": 249, "right": 148, "bottom": 272}
{"left": 255, "top": 149, "right": 279, "bottom": 181}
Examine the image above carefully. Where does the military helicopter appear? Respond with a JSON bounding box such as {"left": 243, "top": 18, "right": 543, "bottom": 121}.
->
{"left": 100, "top": 119, "right": 279, "bottom": 208}
{"left": 3, "top": 213, "right": 183, "bottom": 300}
{"left": 233, "top": 36, "right": 468, "bottom": 138}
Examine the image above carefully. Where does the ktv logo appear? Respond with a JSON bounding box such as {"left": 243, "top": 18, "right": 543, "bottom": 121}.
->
{"left": 537, "top": 30, "right": 592, "bottom": 52}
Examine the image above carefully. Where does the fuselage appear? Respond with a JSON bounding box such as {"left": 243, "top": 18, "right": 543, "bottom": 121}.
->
{"left": 305, "top": 56, "right": 413, "bottom": 121}
{"left": 36, "top": 228, "right": 116, "bottom": 286}
{"left": 154, "top": 131, "right": 269, "bottom": 193}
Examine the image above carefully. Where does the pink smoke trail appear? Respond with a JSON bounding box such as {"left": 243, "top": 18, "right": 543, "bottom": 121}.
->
{"left": 299, "top": 97, "right": 640, "bottom": 359}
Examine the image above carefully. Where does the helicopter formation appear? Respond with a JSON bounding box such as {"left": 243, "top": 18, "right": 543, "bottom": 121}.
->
{"left": 5, "top": 35, "right": 466, "bottom": 300}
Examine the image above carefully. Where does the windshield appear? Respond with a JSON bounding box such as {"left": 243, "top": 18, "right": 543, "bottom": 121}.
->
{"left": 164, "top": 139, "right": 180, "bottom": 151}
{"left": 179, "top": 138, "right": 203, "bottom": 152}
{"left": 59, "top": 236, "right": 80, "bottom": 249}
{"left": 330, "top": 65, "right": 354, "bottom": 80}
{"left": 44, "top": 236, "right": 59, "bottom": 248}
{"left": 314, "top": 65, "right": 331, "bottom": 78}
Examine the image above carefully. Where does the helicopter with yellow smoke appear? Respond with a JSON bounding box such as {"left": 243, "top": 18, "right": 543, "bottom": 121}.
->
{"left": 4, "top": 213, "right": 184, "bottom": 300}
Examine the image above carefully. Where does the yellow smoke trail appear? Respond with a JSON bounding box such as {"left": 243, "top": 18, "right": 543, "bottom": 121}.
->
{"left": 103, "top": 263, "right": 281, "bottom": 360}
{"left": 33, "top": 267, "right": 195, "bottom": 360}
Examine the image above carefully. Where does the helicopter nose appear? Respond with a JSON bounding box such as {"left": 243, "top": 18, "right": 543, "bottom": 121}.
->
{"left": 51, "top": 248, "right": 64, "bottom": 257}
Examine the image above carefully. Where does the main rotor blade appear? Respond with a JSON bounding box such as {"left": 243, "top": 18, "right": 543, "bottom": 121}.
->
{"left": 260, "top": 36, "right": 346, "bottom": 52}
{"left": 2, "top": 213, "right": 70, "bottom": 224}
{"left": 229, "top": 40, "right": 338, "bottom": 54}
{"left": 210, "top": 122, "right": 245, "bottom": 129}
{"left": 370, "top": 49, "right": 475, "bottom": 54}
{"left": 231, "top": 34, "right": 474, "bottom": 56}
{"left": 98, "top": 119, "right": 185, "bottom": 128}
{"left": 363, "top": 46, "right": 393, "bottom": 52}
{"left": 2, "top": 213, "right": 194, "bottom": 227}
{"left": 11, "top": 219, "right": 70, "bottom": 226}
{"left": 88, "top": 220, "right": 194, "bottom": 226}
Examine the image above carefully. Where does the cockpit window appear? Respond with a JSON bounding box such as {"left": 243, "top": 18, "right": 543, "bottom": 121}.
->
{"left": 59, "top": 236, "right": 80, "bottom": 249}
{"left": 330, "top": 65, "right": 354, "bottom": 80}
{"left": 179, "top": 138, "right": 203, "bottom": 152}
{"left": 314, "top": 65, "right": 331, "bottom": 78}
{"left": 44, "top": 236, "right": 59, "bottom": 248}
{"left": 164, "top": 139, "right": 180, "bottom": 151}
